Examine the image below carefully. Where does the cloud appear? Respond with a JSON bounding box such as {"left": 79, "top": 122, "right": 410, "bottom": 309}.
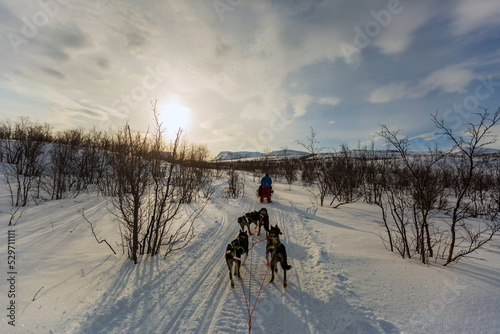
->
{"left": 41, "top": 67, "right": 66, "bottom": 80}
{"left": 0, "top": 73, "right": 12, "bottom": 82}
{"left": 1, "top": 0, "right": 500, "bottom": 154}
{"left": 373, "top": 2, "right": 433, "bottom": 55}
{"left": 317, "top": 97, "right": 341, "bottom": 106}
{"left": 94, "top": 57, "right": 114, "bottom": 71}
{"left": 125, "top": 31, "right": 148, "bottom": 51}
{"left": 369, "top": 64, "right": 475, "bottom": 103}
{"left": 409, "top": 132, "right": 437, "bottom": 141}
{"left": 417, "top": 64, "right": 475, "bottom": 94}
{"left": 291, "top": 94, "right": 312, "bottom": 118}
{"left": 452, "top": 0, "right": 500, "bottom": 35}
{"left": 369, "top": 83, "right": 410, "bottom": 103}
{"left": 71, "top": 108, "right": 108, "bottom": 120}
{"left": 51, "top": 23, "right": 91, "bottom": 49}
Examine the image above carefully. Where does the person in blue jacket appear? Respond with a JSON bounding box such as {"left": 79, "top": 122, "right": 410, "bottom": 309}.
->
{"left": 260, "top": 173, "right": 272, "bottom": 203}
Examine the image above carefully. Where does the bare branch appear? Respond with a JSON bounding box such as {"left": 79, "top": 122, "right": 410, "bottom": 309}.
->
{"left": 80, "top": 209, "right": 116, "bottom": 255}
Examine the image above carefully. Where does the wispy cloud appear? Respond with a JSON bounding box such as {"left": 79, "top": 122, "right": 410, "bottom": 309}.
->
{"left": 452, "top": 0, "right": 500, "bottom": 35}
{"left": 318, "top": 97, "right": 341, "bottom": 107}
{"left": 0, "top": 0, "right": 499, "bottom": 153}
{"left": 409, "top": 132, "right": 438, "bottom": 142}
{"left": 41, "top": 67, "right": 66, "bottom": 80}
{"left": 373, "top": 2, "right": 433, "bottom": 55}
{"left": 369, "top": 64, "right": 476, "bottom": 103}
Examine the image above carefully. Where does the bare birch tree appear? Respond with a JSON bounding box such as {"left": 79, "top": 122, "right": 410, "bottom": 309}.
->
{"left": 432, "top": 107, "right": 500, "bottom": 265}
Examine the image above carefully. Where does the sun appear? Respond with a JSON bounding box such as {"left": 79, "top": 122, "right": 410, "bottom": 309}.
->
{"left": 158, "top": 100, "right": 191, "bottom": 132}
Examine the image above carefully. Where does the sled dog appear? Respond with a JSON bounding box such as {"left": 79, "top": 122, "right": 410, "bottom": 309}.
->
{"left": 225, "top": 230, "right": 249, "bottom": 288}
{"left": 237, "top": 208, "right": 269, "bottom": 236}
{"left": 266, "top": 225, "right": 292, "bottom": 288}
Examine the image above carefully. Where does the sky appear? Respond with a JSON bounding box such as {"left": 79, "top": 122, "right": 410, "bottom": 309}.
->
{"left": 1, "top": 0, "right": 500, "bottom": 156}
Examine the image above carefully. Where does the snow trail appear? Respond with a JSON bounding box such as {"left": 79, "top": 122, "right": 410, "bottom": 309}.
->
{"left": 3, "top": 173, "right": 498, "bottom": 333}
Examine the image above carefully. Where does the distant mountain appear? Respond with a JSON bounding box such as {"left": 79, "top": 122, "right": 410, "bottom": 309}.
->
{"left": 270, "top": 149, "right": 310, "bottom": 156}
{"left": 450, "top": 147, "right": 500, "bottom": 155}
{"left": 214, "top": 149, "right": 309, "bottom": 161}
{"left": 214, "top": 151, "right": 264, "bottom": 161}
{"left": 214, "top": 147, "right": 500, "bottom": 161}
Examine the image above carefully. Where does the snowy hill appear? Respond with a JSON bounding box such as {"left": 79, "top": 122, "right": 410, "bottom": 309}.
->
{"left": 450, "top": 147, "right": 500, "bottom": 155}
{"left": 1, "top": 174, "right": 499, "bottom": 333}
{"left": 214, "top": 151, "right": 264, "bottom": 160}
{"left": 214, "top": 147, "right": 500, "bottom": 161}
{"left": 214, "top": 149, "right": 309, "bottom": 161}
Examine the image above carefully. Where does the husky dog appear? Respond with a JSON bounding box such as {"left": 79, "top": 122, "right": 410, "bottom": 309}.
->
{"left": 237, "top": 208, "right": 270, "bottom": 236}
{"left": 225, "top": 230, "right": 249, "bottom": 288}
{"left": 266, "top": 225, "right": 292, "bottom": 288}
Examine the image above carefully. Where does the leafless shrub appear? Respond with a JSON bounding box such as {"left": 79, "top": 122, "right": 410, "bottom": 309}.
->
{"left": 433, "top": 107, "right": 500, "bottom": 265}
{"left": 106, "top": 101, "right": 208, "bottom": 262}
{"left": 2, "top": 117, "right": 51, "bottom": 206}
{"left": 225, "top": 168, "right": 244, "bottom": 198}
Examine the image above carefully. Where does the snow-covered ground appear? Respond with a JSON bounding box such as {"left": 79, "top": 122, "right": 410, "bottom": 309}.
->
{"left": 1, "top": 173, "right": 499, "bottom": 333}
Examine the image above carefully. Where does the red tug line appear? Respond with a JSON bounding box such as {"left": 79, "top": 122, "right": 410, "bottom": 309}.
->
{"left": 237, "top": 236, "right": 272, "bottom": 332}
{"left": 235, "top": 216, "right": 272, "bottom": 331}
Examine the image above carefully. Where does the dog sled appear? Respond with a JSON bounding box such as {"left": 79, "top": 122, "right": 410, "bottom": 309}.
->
{"left": 256, "top": 185, "right": 274, "bottom": 199}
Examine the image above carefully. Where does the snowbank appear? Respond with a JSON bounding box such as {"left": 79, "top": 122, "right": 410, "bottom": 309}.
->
{"left": 1, "top": 174, "right": 499, "bottom": 333}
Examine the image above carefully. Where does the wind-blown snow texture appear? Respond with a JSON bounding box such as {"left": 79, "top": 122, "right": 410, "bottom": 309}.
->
{"left": 1, "top": 174, "right": 499, "bottom": 333}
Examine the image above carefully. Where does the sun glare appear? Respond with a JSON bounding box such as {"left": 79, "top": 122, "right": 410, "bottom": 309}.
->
{"left": 158, "top": 100, "right": 191, "bottom": 132}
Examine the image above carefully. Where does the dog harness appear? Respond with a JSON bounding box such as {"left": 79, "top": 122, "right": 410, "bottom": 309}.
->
{"left": 266, "top": 234, "right": 281, "bottom": 254}
{"left": 243, "top": 213, "right": 266, "bottom": 236}
{"left": 229, "top": 237, "right": 246, "bottom": 254}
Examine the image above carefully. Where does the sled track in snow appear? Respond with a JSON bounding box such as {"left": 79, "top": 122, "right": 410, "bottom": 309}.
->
{"left": 268, "top": 197, "right": 333, "bottom": 333}
{"left": 160, "top": 175, "right": 330, "bottom": 333}
{"left": 160, "top": 199, "right": 255, "bottom": 333}
{"left": 161, "top": 228, "right": 229, "bottom": 332}
{"left": 273, "top": 201, "right": 316, "bottom": 334}
{"left": 160, "top": 217, "right": 230, "bottom": 332}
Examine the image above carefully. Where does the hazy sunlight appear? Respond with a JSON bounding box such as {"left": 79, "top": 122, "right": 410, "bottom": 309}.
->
{"left": 158, "top": 100, "right": 191, "bottom": 132}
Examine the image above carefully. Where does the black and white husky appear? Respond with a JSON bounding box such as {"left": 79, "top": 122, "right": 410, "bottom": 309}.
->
{"left": 237, "top": 208, "right": 270, "bottom": 236}
{"left": 225, "top": 230, "right": 249, "bottom": 288}
{"left": 266, "top": 225, "right": 292, "bottom": 288}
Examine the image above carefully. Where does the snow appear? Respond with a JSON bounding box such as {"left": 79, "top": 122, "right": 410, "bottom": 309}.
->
{"left": 1, "top": 173, "right": 499, "bottom": 333}
{"left": 215, "top": 151, "right": 265, "bottom": 160}
{"left": 214, "top": 149, "right": 309, "bottom": 161}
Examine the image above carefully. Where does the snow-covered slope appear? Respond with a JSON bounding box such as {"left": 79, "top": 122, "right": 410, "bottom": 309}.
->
{"left": 1, "top": 174, "right": 499, "bottom": 333}
{"left": 214, "top": 149, "right": 309, "bottom": 161}
{"left": 214, "top": 151, "right": 264, "bottom": 160}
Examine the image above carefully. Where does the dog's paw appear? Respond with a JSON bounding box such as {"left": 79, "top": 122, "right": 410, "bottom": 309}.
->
{"left": 231, "top": 281, "right": 235, "bottom": 289}
{"left": 283, "top": 282, "right": 287, "bottom": 289}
